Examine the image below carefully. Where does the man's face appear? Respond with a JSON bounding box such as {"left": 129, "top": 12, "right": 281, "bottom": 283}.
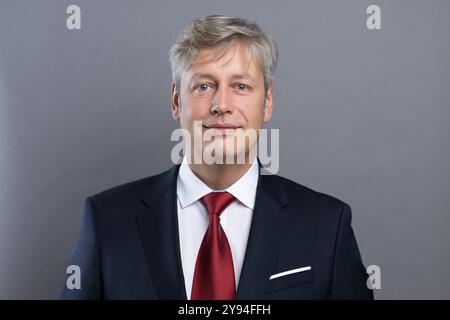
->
{"left": 171, "top": 41, "right": 273, "bottom": 164}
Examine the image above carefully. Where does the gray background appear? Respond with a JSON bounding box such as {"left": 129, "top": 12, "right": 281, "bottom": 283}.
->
{"left": 1, "top": 0, "right": 449, "bottom": 299}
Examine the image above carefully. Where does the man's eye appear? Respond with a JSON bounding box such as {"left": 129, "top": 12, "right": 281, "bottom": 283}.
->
{"left": 194, "top": 84, "right": 211, "bottom": 92}
{"left": 235, "top": 83, "right": 248, "bottom": 91}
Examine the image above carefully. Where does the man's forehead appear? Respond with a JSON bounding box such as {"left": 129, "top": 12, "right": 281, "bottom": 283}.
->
{"left": 184, "top": 47, "right": 262, "bottom": 82}
{"left": 194, "top": 41, "right": 251, "bottom": 63}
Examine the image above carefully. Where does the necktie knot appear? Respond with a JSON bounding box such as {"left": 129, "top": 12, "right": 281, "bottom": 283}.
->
{"left": 201, "top": 191, "right": 236, "bottom": 217}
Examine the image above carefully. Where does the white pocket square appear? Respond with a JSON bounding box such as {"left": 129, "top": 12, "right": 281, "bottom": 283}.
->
{"left": 269, "top": 266, "right": 312, "bottom": 280}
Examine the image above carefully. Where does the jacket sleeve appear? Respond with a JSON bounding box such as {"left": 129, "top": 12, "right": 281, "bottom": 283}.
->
{"left": 330, "top": 203, "right": 374, "bottom": 299}
{"left": 61, "top": 197, "right": 102, "bottom": 299}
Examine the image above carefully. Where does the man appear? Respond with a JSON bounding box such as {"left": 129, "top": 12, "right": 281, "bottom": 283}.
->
{"left": 61, "top": 15, "right": 373, "bottom": 300}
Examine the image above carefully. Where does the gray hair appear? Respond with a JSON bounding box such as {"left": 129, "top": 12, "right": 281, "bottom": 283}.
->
{"left": 169, "top": 15, "right": 278, "bottom": 93}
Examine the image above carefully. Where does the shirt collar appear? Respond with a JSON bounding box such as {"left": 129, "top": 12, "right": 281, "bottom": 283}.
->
{"left": 176, "top": 156, "right": 259, "bottom": 210}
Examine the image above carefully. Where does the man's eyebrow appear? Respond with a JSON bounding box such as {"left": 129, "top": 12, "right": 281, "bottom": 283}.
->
{"left": 229, "top": 73, "right": 257, "bottom": 84}
{"left": 190, "top": 73, "right": 257, "bottom": 84}
{"left": 190, "top": 73, "right": 217, "bottom": 81}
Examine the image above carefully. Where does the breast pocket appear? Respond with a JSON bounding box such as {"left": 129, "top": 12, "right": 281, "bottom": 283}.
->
{"left": 264, "top": 266, "right": 314, "bottom": 294}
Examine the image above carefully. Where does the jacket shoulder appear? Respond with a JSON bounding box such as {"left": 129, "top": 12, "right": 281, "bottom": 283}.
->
{"left": 271, "top": 174, "right": 349, "bottom": 213}
{"left": 88, "top": 165, "right": 177, "bottom": 208}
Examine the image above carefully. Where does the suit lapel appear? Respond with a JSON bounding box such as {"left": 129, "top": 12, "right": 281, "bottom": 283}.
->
{"left": 135, "top": 165, "right": 187, "bottom": 300}
{"left": 235, "top": 173, "right": 293, "bottom": 299}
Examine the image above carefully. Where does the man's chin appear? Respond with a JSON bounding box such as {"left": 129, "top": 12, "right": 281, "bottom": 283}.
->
{"left": 193, "top": 146, "right": 253, "bottom": 165}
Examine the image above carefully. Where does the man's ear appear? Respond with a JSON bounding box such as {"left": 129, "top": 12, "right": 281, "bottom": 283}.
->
{"left": 171, "top": 82, "right": 181, "bottom": 122}
{"left": 263, "top": 82, "right": 273, "bottom": 123}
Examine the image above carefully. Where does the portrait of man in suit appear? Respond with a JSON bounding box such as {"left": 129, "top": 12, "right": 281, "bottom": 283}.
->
{"left": 61, "top": 15, "right": 373, "bottom": 300}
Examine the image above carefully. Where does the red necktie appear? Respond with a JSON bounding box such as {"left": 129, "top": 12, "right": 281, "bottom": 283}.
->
{"left": 191, "top": 191, "right": 236, "bottom": 300}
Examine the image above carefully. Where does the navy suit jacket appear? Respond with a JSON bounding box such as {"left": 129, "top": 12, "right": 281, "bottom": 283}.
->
{"left": 61, "top": 163, "right": 373, "bottom": 300}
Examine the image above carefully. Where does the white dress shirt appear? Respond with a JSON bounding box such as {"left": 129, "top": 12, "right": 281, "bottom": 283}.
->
{"left": 176, "top": 156, "right": 259, "bottom": 300}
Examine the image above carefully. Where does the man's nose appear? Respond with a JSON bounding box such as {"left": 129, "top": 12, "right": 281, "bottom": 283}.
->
{"left": 211, "top": 86, "right": 234, "bottom": 115}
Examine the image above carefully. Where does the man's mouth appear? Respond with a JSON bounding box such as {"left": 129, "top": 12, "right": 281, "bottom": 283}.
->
{"left": 202, "top": 123, "right": 241, "bottom": 134}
